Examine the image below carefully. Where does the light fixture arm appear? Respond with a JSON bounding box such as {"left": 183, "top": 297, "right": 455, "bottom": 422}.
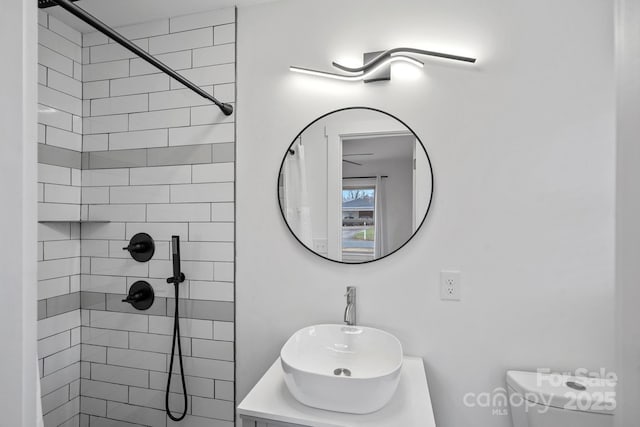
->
{"left": 290, "top": 46, "right": 476, "bottom": 82}
{"left": 331, "top": 47, "right": 476, "bottom": 73}
{"left": 290, "top": 55, "right": 423, "bottom": 82}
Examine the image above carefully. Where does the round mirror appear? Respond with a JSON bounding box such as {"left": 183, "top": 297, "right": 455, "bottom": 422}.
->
{"left": 278, "top": 107, "right": 433, "bottom": 264}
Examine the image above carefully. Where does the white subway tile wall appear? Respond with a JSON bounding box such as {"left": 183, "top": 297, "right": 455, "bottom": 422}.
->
{"left": 38, "top": 12, "right": 83, "bottom": 427}
{"left": 37, "top": 6, "right": 235, "bottom": 427}
{"left": 78, "top": 7, "right": 236, "bottom": 427}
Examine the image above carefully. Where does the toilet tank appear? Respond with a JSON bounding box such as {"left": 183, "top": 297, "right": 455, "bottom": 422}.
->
{"left": 506, "top": 371, "right": 615, "bottom": 427}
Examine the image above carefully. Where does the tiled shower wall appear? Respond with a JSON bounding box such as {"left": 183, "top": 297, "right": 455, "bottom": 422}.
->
{"left": 79, "top": 8, "right": 236, "bottom": 427}
{"left": 37, "top": 6, "right": 236, "bottom": 427}
{"left": 37, "top": 11, "right": 83, "bottom": 427}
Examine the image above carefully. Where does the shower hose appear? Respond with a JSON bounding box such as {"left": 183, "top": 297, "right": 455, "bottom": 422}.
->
{"left": 166, "top": 280, "right": 188, "bottom": 421}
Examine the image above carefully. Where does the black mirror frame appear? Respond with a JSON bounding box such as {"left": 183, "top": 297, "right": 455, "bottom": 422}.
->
{"left": 277, "top": 106, "right": 435, "bottom": 265}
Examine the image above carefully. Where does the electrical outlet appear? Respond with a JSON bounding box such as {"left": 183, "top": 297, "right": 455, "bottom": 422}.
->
{"left": 313, "top": 239, "right": 328, "bottom": 254}
{"left": 440, "top": 271, "right": 461, "bottom": 301}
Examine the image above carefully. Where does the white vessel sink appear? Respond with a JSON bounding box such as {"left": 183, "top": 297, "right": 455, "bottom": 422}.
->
{"left": 280, "top": 324, "right": 403, "bottom": 414}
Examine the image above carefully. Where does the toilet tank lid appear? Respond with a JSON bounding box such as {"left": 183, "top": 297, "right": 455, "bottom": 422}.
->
{"left": 506, "top": 370, "right": 616, "bottom": 415}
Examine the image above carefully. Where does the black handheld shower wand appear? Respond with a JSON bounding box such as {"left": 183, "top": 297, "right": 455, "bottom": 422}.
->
{"left": 169, "top": 235, "right": 185, "bottom": 286}
{"left": 165, "top": 236, "right": 187, "bottom": 421}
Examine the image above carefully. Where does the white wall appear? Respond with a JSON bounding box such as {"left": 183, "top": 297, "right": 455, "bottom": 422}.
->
{"left": 236, "top": 1, "right": 615, "bottom": 426}
{"left": 615, "top": 0, "right": 640, "bottom": 425}
{"left": 0, "top": 0, "right": 38, "bottom": 425}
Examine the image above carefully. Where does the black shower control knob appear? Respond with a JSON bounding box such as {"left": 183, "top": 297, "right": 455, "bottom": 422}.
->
{"left": 122, "top": 281, "right": 154, "bottom": 311}
{"left": 122, "top": 290, "right": 147, "bottom": 303}
{"left": 123, "top": 242, "right": 147, "bottom": 252}
{"left": 123, "top": 233, "right": 155, "bottom": 262}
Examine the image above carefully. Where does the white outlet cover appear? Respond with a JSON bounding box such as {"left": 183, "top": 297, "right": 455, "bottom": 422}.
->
{"left": 313, "top": 238, "right": 328, "bottom": 254}
{"left": 440, "top": 270, "right": 461, "bottom": 301}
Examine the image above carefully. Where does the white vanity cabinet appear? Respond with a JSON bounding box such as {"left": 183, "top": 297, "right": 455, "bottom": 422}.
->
{"left": 238, "top": 356, "right": 436, "bottom": 427}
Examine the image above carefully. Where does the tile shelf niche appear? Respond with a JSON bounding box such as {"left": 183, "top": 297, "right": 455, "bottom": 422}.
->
{"left": 38, "top": 206, "right": 111, "bottom": 223}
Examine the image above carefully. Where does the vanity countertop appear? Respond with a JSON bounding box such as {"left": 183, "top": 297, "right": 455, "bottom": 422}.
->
{"left": 237, "top": 356, "right": 436, "bottom": 427}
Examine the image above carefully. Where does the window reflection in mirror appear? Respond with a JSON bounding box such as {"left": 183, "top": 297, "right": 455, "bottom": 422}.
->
{"left": 342, "top": 185, "right": 376, "bottom": 262}
{"left": 278, "top": 107, "right": 433, "bottom": 264}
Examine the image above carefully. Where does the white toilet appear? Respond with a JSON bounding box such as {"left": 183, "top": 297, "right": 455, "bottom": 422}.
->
{"left": 506, "top": 370, "right": 615, "bottom": 427}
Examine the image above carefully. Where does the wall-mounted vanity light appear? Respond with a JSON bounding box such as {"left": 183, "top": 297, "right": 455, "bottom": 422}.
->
{"left": 290, "top": 47, "right": 476, "bottom": 82}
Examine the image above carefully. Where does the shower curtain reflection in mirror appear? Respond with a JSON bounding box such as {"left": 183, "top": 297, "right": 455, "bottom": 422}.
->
{"left": 374, "top": 175, "right": 386, "bottom": 258}
{"left": 281, "top": 137, "right": 313, "bottom": 247}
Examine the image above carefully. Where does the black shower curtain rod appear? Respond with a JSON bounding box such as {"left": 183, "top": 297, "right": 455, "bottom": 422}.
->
{"left": 39, "top": 0, "right": 234, "bottom": 116}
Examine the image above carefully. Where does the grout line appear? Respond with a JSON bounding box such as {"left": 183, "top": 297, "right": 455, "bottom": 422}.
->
{"left": 38, "top": 80, "right": 83, "bottom": 103}
{"left": 42, "top": 20, "right": 84, "bottom": 49}
{"left": 37, "top": 42, "right": 82, "bottom": 67}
